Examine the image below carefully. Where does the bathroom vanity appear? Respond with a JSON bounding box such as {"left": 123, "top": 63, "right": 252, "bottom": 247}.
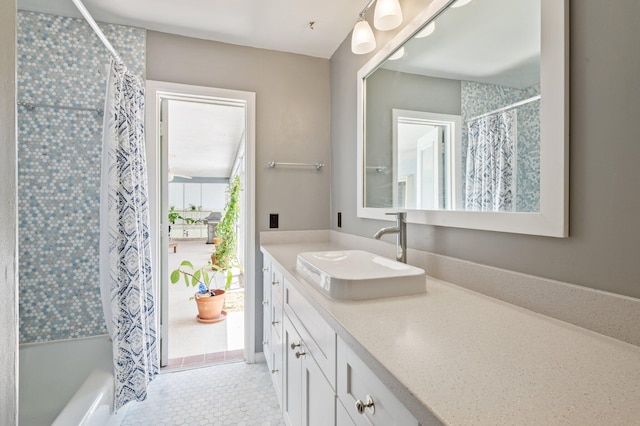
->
{"left": 261, "top": 234, "right": 640, "bottom": 425}
{"left": 262, "top": 245, "right": 420, "bottom": 425}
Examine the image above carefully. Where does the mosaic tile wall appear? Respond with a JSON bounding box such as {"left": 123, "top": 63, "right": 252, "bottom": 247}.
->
{"left": 17, "top": 10, "right": 145, "bottom": 343}
{"left": 461, "top": 81, "right": 541, "bottom": 212}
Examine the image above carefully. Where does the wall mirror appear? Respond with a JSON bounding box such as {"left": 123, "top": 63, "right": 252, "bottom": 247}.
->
{"left": 356, "top": 0, "right": 568, "bottom": 237}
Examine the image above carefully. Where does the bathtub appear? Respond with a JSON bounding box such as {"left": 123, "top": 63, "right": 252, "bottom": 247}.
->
{"left": 19, "top": 335, "right": 128, "bottom": 426}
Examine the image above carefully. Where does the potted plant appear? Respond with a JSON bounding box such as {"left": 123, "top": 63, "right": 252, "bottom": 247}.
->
{"left": 211, "top": 175, "right": 242, "bottom": 288}
{"left": 170, "top": 260, "right": 231, "bottom": 322}
{"left": 168, "top": 205, "right": 183, "bottom": 235}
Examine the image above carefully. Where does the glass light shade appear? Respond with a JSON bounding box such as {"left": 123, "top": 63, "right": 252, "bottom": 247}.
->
{"left": 387, "top": 47, "right": 405, "bottom": 61}
{"left": 374, "top": 0, "right": 403, "bottom": 31}
{"left": 451, "top": 0, "right": 473, "bottom": 8}
{"left": 351, "top": 20, "right": 376, "bottom": 54}
{"left": 415, "top": 21, "right": 436, "bottom": 38}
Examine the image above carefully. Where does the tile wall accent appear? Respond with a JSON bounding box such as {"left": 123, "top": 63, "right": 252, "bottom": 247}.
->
{"left": 17, "top": 11, "right": 145, "bottom": 343}
{"left": 461, "top": 81, "right": 541, "bottom": 212}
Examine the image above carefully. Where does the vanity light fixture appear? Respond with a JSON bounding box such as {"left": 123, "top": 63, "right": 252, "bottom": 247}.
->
{"left": 351, "top": 0, "right": 404, "bottom": 55}
{"left": 414, "top": 21, "right": 436, "bottom": 38}
{"left": 374, "top": 0, "right": 403, "bottom": 31}
{"left": 351, "top": 17, "right": 377, "bottom": 54}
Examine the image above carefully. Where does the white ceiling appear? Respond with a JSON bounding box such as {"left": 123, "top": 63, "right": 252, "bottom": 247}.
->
{"left": 382, "top": 0, "right": 541, "bottom": 89}
{"left": 17, "top": 0, "right": 370, "bottom": 58}
{"left": 167, "top": 100, "right": 245, "bottom": 179}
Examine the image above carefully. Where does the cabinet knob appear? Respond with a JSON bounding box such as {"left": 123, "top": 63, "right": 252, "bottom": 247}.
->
{"left": 262, "top": 340, "right": 269, "bottom": 346}
{"left": 272, "top": 320, "right": 280, "bottom": 325}
{"left": 295, "top": 351, "right": 306, "bottom": 359}
{"left": 262, "top": 300, "right": 269, "bottom": 305}
{"left": 290, "top": 342, "right": 301, "bottom": 350}
{"left": 355, "top": 396, "right": 375, "bottom": 415}
{"left": 272, "top": 280, "right": 280, "bottom": 286}
{"left": 262, "top": 267, "right": 269, "bottom": 272}
{"left": 271, "top": 369, "right": 279, "bottom": 374}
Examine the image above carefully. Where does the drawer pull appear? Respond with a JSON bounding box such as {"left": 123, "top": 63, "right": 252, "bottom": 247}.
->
{"left": 262, "top": 267, "right": 269, "bottom": 272}
{"left": 355, "top": 396, "right": 375, "bottom": 415}
{"left": 262, "top": 340, "right": 269, "bottom": 345}
{"left": 272, "top": 320, "right": 280, "bottom": 325}
{"left": 262, "top": 300, "right": 269, "bottom": 306}
{"left": 290, "top": 342, "right": 301, "bottom": 350}
{"left": 271, "top": 369, "right": 279, "bottom": 374}
{"left": 295, "top": 351, "right": 306, "bottom": 359}
{"left": 272, "top": 280, "right": 280, "bottom": 286}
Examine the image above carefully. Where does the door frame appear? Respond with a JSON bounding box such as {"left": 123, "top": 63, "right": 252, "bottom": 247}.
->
{"left": 146, "top": 80, "right": 257, "bottom": 365}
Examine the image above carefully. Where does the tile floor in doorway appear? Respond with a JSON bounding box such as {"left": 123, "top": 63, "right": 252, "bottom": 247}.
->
{"left": 167, "top": 239, "right": 244, "bottom": 365}
{"left": 122, "top": 361, "right": 284, "bottom": 425}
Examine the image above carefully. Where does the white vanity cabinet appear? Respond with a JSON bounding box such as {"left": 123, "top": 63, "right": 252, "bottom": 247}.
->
{"left": 283, "top": 314, "right": 335, "bottom": 426}
{"left": 262, "top": 256, "right": 284, "bottom": 405}
{"left": 262, "top": 249, "right": 418, "bottom": 426}
{"left": 337, "top": 337, "right": 418, "bottom": 426}
{"left": 262, "top": 258, "right": 272, "bottom": 367}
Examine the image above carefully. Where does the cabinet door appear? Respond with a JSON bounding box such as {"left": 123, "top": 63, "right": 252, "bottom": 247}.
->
{"left": 270, "top": 307, "right": 284, "bottom": 407}
{"left": 283, "top": 316, "right": 302, "bottom": 426}
{"left": 262, "top": 259, "right": 272, "bottom": 369}
{"left": 302, "top": 352, "right": 335, "bottom": 426}
{"left": 337, "top": 337, "right": 418, "bottom": 426}
{"left": 336, "top": 399, "right": 356, "bottom": 426}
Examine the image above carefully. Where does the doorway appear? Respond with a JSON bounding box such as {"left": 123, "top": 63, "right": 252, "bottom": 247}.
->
{"left": 146, "top": 81, "right": 256, "bottom": 368}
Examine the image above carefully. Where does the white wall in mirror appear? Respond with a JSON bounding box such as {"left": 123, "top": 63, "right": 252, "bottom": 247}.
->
{"left": 356, "top": 0, "right": 568, "bottom": 237}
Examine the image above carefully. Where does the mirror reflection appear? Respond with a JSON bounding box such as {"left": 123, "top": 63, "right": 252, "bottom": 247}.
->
{"left": 364, "top": 0, "right": 541, "bottom": 212}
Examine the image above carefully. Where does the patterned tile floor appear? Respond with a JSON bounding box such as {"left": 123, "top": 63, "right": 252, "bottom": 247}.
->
{"left": 122, "top": 361, "right": 285, "bottom": 425}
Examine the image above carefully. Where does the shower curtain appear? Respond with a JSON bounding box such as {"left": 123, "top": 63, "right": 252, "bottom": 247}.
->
{"left": 465, "top": 110, "right": 517, "bottom": 212}
{"left": 99, "top": 58, "right": 158, "bottom": 410}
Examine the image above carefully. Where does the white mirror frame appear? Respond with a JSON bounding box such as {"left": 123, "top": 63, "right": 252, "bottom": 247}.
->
{"left": 356, "top": 0, "right": 569, "bottom": 237}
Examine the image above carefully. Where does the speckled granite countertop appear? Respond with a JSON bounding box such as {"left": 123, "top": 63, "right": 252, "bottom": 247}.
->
{"left": 261, "top": 241, "right": 640, "bottom": 426}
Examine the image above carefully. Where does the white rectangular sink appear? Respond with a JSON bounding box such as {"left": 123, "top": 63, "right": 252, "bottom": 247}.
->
{"left": 295, "top": 250, "right": 426, "bottom": 300}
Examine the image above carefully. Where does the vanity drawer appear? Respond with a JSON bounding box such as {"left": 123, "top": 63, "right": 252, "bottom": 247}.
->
{"left": 271, "top": 294, "right": 283, "bottom": 342}
{"left": 284, "top": 277, "right": 336, "bottom": 389}
{"left": 271, "top": 263, "right": 284, "bottom": 305}
{"left": 337, "top": 337, "right": 418, "bottom": 426}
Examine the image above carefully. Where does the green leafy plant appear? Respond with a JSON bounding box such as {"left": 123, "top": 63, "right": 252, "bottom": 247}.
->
{"left": 211, "top": 175, "right": 242, "bottom": 288}
{"left": 168, "top": 206, "right": 183, "bottom": 224}
{"left": 170, "top": 260, "right": 230, "bottom": 298}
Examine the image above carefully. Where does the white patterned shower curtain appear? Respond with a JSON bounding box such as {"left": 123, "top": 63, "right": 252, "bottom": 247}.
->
{"left": 465, "top": 110, "right": 517, "bottom": 211}
{"left": 99, "top": 58, "right": 158, "bottom": 410}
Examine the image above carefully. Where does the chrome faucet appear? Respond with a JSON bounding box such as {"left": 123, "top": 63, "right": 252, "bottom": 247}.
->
{"left": 373, "top": 212, "right": 407, "bottom": 263}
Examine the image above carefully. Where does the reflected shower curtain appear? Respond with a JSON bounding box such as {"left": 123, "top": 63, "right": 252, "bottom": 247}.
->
{"left": 99, "top": 58, "right": 158, "bottom": 410}
{"left": 465, "top": 110, "right": 517, "bottom": 211}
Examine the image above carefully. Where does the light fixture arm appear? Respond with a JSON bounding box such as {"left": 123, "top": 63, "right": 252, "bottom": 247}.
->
{"left": 358, "top": 0, "right": 377, "bottom": 19}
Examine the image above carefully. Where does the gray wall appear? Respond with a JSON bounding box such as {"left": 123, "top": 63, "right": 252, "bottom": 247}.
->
{"left": 331, "top": 0, "right": 640, "bottom": 299}
{"left": 146, "top": 31, "right": 331, "bottom": 348}
{"left": 0, "top": 0, "right": 18, "bottom": 423}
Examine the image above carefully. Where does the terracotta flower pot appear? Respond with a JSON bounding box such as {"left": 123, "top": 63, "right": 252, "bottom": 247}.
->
{"left": 195, "top": 289, "right": 226, "bottom": 320}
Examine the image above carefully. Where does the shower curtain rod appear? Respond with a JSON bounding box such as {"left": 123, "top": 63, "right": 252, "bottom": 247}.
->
{"left": 72, "top": 0, "right": 122, "bottom": 62}
{"left": 469, "top": 95, "right": 541, "bottom": 121}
